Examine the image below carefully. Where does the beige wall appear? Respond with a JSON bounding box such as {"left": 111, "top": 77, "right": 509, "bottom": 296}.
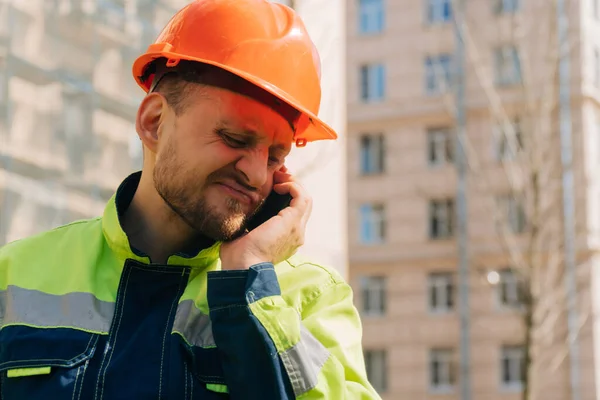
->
{"left": 347, "top": 0, "right": 599, "bottom": 398}
{"left": 0, "top": 1, "right": 178, "bottom": 243}
{"left": 275, "top": 0, "right": 349, "bottom": 277}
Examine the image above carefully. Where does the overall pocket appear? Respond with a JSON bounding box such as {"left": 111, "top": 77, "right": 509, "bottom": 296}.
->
{"left": 0, "top": 326, "right": 100, "bottom": 400}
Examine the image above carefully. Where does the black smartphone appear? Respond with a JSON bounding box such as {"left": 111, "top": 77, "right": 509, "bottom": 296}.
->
{"left": 245, "top": 191, "right": 293, "bottom": 232}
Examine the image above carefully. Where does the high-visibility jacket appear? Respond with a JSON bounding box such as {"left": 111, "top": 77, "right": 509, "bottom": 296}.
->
{"left": 0, "top": 172, "right": 380, "bottom": 399}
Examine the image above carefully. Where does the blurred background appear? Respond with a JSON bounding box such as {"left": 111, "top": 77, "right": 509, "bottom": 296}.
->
{"left": 0, "top": 0, "right": 599, "bottom": 399}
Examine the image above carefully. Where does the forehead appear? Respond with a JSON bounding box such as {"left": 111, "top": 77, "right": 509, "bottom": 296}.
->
{"left": 191, "top": 84, "right": 297, "bottom": 147}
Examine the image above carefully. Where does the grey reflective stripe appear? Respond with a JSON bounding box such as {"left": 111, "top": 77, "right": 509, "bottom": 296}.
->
{"left": 0, "top": 285, "right": 114, "bottom": 333}
{"left": 172, "top": 299, "right": 215, "bottom": 347}
{"left": 280, "top": 325, "right": 330, "bottom": 396}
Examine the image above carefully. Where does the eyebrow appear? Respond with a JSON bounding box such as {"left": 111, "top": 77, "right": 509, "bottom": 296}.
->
{"left": 220, "top": 122, "right": 291, "bottom": 152}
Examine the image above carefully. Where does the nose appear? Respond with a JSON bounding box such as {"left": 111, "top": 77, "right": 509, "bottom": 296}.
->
{"left": 234, "top": 147, "right": 269, "bottom": 189}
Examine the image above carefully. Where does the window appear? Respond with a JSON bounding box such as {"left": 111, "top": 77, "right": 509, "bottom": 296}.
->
{"left": 360, "top": 134, "right": 385, "bottom": 175}
{"left": 359, "top": 204, "right": 386, "bottom": 244}
{"left": 427, "top": 0, "right": 452, "bottom": 23}
{"left": 63, "top": 95, "right": 87, "bottom": 139}
{"left": 359, "top": 0, "right": 384, "bottom": 34}
{"left": 425, "top": 54, "right": 453, "bottom": 95}
{"left": 360, "top": 64, "right": 386, "bottom": 102}
{"left": 429, "top": 199, "right": 455, "bottom": 239}
{"left": 427, "top": 127, "right": 454, "bottom": 166}
{"left": 360, "top": 276, "right": 386, "bottom": 315}
{"left": 495, "top": 0, "right": 519, "bottom": 13}
{"left": 494, "top": 118, "right": 523, "bottom": 161}
{"left": 494, "top": 46, "right": 522, "bottom": 86}
{"left": 501, "top": 346, "right": 525, "bottom": 390}
{"left": 429, "top": 349, "right": 456, "bottom": 391}
{"left": 428, "top": 273, "right": 454, "bottom": 313}
{"left": 496, "top": 195, "right": 527, "bottom": 233}
{"left": 496, "top": 269, "right": 523, "bottom": 308}
{"left": 365, "top": 350, "right": 387, "bottom": 393}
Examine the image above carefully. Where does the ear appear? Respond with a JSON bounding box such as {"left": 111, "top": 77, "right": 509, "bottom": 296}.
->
{"left": 136, "top": 93, "right": 168, "bottom": 155}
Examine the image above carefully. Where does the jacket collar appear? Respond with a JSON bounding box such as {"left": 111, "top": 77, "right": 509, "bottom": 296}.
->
{"left": 101, "top": 171, "right": 221, "bottom": 268}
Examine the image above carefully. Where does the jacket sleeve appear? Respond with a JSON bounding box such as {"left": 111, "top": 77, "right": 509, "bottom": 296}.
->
{"left": 207, "top": 262, "right": 381, "bottom": 400}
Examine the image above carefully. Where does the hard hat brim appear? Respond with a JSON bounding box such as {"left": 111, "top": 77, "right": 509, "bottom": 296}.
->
{"left": 132, "top": 50, "right": 338, "bottom": 146}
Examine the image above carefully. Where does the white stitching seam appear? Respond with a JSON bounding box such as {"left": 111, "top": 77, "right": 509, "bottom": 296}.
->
{"left": 94, "top": 265, "right": 133, "bottom": 400}
{"left": 159, "top": 271, "right": 186, "bottom": 398}
{"left": 71, "top": 364, "right": 81, "bottom": 400}
{"left": 77, "top": 360, "right": 90, "bottom": 400}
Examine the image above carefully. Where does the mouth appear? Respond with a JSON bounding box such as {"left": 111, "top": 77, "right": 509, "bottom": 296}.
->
{"left": 215, "top": 182, "right": 259, "bottom": 206}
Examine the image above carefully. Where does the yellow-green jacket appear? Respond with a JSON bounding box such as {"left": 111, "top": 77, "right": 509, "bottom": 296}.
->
{"left": 0, "top": 172, "right": 380, "bottom": 399}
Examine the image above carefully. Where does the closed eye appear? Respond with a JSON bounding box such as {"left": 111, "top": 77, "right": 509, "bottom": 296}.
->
{"left": 269, "top": 150, "right": 287, "bottom": 167}
{"left": 219, "top": 130, "right": 249, "bottom": 149}
{"left": 269, "top": 156, "right": 282, "bottom": 166}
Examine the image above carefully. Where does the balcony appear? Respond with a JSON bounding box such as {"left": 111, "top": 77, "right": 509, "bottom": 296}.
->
{"left": 55, "top": 68, "right": 94, "bottom": 94}
{"left": 5, "top": 54, "right": 55, "bottom": 86}
{"left": 95, "top": 90, "right": 139, "bottom": 121}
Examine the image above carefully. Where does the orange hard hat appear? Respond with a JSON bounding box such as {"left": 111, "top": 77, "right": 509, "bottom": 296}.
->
{"left": 132, "top": 0, "right": 337, "bottom": 147}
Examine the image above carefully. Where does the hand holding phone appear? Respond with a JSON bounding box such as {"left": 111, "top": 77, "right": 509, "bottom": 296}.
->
{"left": 219, "top": 168, "right": 312, "bottom": 270}
{"left": 244, "top": 191, "right": 293, "bottom": 232}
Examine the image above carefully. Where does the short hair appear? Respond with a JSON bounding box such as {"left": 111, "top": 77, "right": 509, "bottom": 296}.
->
{"left": 140, "top": 57, "right": 301, "bottom": 127}
{"left": 140, "top": 58, "right": 212, "bottom": 115}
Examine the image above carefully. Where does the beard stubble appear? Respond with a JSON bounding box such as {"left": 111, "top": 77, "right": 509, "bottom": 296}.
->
{"left": 153, "top": 140, "right": 261, "bottom": 241}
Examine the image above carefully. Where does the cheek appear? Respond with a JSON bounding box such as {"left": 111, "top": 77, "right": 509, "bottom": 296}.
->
{"left": 178, "top": 141, "right": 233, "bottom": 177}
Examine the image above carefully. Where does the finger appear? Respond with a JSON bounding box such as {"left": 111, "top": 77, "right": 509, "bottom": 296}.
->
{"left": 272, "top": 181, "right": 301, "bottom": 200}
{"left": 300, "top": 194, "right": 313, "bottom": 227}
{"left": 273, "top": 169, "right": 294, "bottom": 185}
{"left": 273, "top": 181, "right": 311, "bottom": 213}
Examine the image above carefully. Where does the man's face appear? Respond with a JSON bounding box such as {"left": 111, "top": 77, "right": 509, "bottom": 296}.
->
{"left": 152, "top": 84, "right": 294, "bottom": 241}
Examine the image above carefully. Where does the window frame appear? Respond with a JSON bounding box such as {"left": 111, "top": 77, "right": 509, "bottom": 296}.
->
{"left": 360, "top": 276, "right": 387, "bottom": 316}
{"left": 360, "top": 133, "right": 386, "bottom": 175}
{"left": 500, "top": 345, "right": 525, "bottom": 391}
{"left": 425, "top": 54, "right": 453, "bottom": 95}
{"left": 427, "top": 127, "right": 454, "bottom": 166}
{"left": 429, "top": 199, "right": 455, "bottom": 239}
{"left": 359, "top": 203, "right": 386, "bottom": 244}
{"left": 494, "top": 46, "right": 522, "bottom": 86}
{"left": 365, "top": 349, "right": 388, "bottom": 393}
{"left": 428, "top": 272, "right": 455, "bottom": 313}
{"left": 429, "top": 348, "right": 457, "bottom": 392}
{"left": 360, "top": 63, "right": 386, "bottom": 102}
{"left": 426, "top": 0, "right": 452, "bottom": 24}
{"left": 358, "top": 0, "right": 385, "bottom": 34}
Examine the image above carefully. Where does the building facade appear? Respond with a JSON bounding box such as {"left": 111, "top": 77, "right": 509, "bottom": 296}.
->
{"left": 347, "top": 0, "right": 600, "bottom": 399}
{"left": 0, "top": 0, "right": 184, "bottom": 244}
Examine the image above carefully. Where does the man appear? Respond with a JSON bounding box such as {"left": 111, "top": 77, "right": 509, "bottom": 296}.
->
{"left": 0, "top": 0, "right": 380, "bottom": 399}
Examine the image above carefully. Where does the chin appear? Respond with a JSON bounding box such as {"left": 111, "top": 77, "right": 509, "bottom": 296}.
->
{"left": 198, "top": 209, "right": 248, "bottom": 242}
{"left": 183, "top": 190, "right": 256, "bottom": 241}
